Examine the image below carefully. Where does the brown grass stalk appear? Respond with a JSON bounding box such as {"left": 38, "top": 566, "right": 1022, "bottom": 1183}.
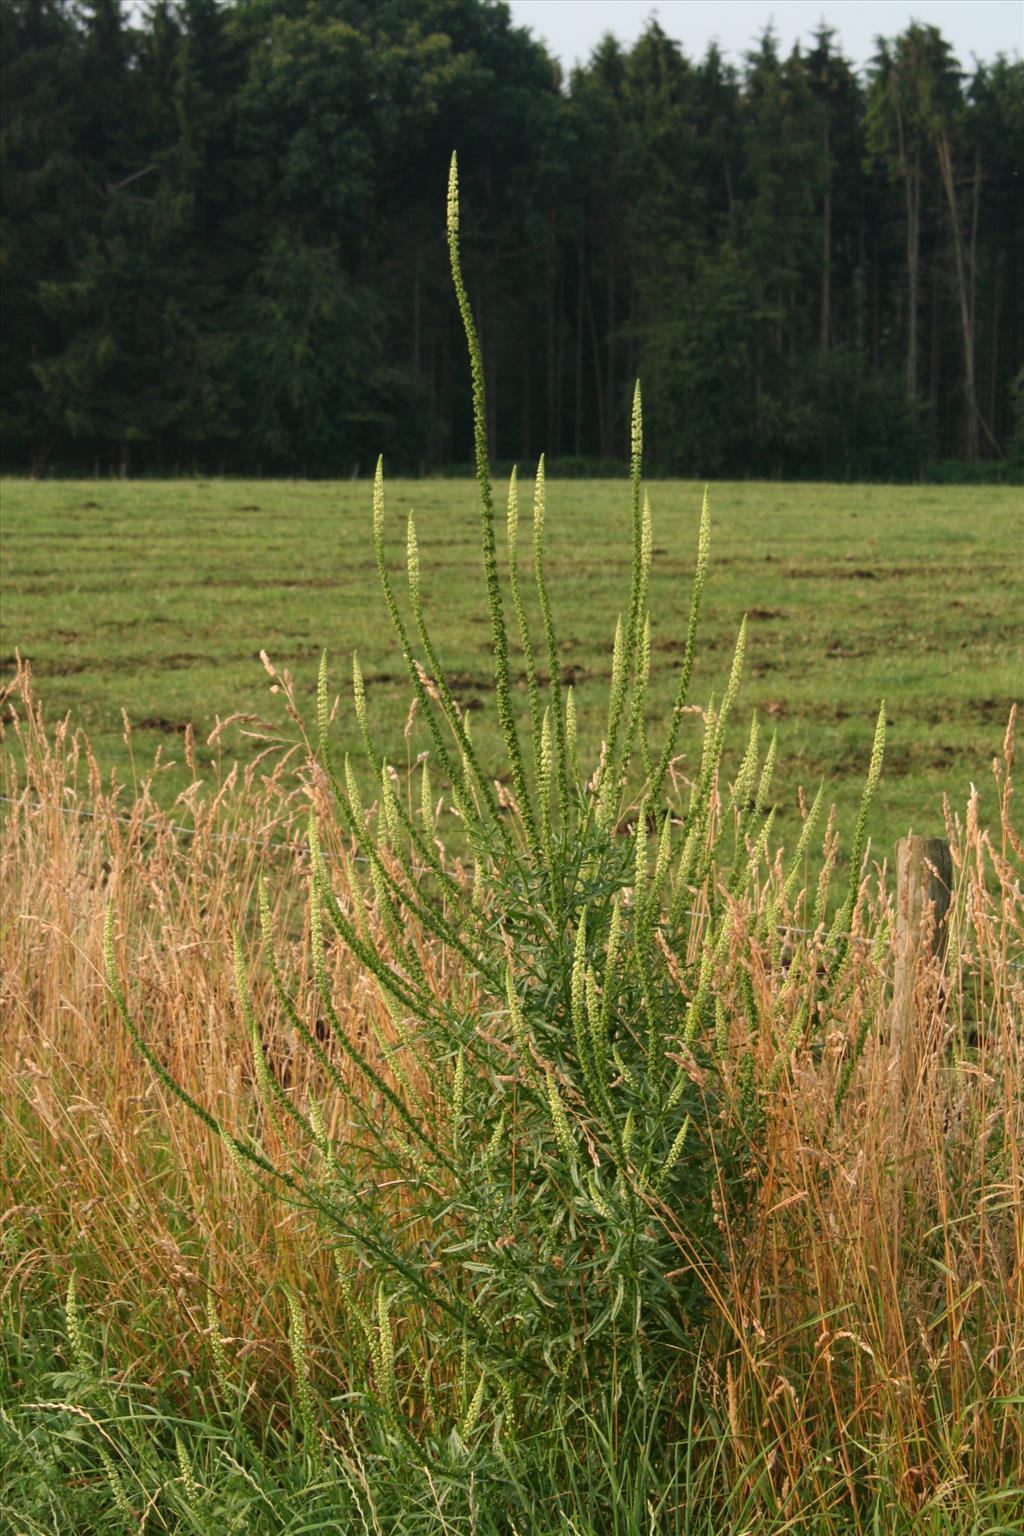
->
{"left": 678, "top": 709, "right": 1023, "bottom": 1513}
{"left": 2, "top": 663, "right": 1021, "bottom": 1511}
{"left": 1, "top": 661, "right": 452, "bottom": 1404}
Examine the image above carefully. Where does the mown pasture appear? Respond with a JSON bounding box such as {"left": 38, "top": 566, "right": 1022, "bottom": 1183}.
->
{"left": 2, "top": 476, "right": 1021, "bottom": 869}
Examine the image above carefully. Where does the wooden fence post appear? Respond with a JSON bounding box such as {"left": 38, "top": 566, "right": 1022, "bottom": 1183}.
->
{"left": 893, "top": 835, "right": 953, "bottom": 1092}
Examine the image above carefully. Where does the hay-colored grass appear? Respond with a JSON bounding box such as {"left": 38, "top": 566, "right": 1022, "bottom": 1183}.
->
{"left": 4, "top": 662, "right": 1021, "bottom": 1527}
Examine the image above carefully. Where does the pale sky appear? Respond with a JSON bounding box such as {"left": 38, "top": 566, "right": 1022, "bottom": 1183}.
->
{"left": 507, "top": 0, "right": 1023, "bottom": 72}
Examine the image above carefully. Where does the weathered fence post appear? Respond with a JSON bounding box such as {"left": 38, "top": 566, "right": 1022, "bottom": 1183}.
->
{"left": 893, "top": 835, "right": 953, "bottom": 1092}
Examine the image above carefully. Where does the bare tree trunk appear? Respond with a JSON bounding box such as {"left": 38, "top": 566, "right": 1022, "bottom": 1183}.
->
{"left": 820, "top": 120, "right": 831, "bottom": 353}
{"left": 554, "top": 259, "right": 565, "bottom": 459}
{"left": 604, "top": 251, "right": 616, "bottom": 460}
{"left": 754, "top": 346, "right": 763, "bottom": 452}
{"left": 521, "top": 308, "right": 531, "bottom": 463}
{"left": 475, "top": 277, "right": 497, "bottom": 457}
{"left": 897, "top": 104, "right": 920, "bottom": 398}
{"left": 412, "top": 254, "right": 421, "bottom": 386}
{"left": 969, "top": 144, "right": 980, "bottom": 353}
{"left": 929, "top": 269, "right": 942, "bottom": 428}
{"left": 545, "top": 221, "right": 556, "bottom": 453}
{"left": 936, "top": 129, "right": 977, "bottom": 459}
{"left": 442, "top": 316, "right": 453, "bottom": 464}
{"left": 855, "top": 230, "right": 866, "bottom": 353}
{"left": 969, "top": 145, "right": 989, "bottom": 451}
{"left": 905, "top": 158, "right": 920, "bottom": 398}
{"left": 987, "top": 245, "right": 1000, "bottom": 433}
{"left": 584, "top": 266, "right": 606, "bottom": 457}
{"left": 870, "top": 233, "right": 881, "bottom": 369}
{"left": 487, "top": 286, "right": 498, "bottom": 459}
{"left": 574, "top": 241, "right": 584, "bottom": 456}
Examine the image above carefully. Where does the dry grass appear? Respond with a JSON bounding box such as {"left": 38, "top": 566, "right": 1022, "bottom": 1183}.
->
{"left": 1, "top": 661, "right": 440, "bottom": 1404}
{"left": 687, "top": 726, "right": 1024, "bottom": 1515}
{"left": 3, "top": 660, "right": 1022, "bottom": 1520}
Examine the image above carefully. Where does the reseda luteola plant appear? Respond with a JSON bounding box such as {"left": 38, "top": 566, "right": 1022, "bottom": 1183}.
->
{"left": 104, "top": 155, "right": 885, "bottom": 1468}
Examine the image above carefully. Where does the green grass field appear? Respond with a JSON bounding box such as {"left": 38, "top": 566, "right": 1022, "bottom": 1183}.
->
{"left": 2, "top": 476, "right": 1021, "bottom": 868}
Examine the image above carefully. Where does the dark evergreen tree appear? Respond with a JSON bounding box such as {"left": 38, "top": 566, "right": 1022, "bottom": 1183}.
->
{"left": 1, "top": 0, "right": 1021, "bottom": 478}
{"left": 1, "top": 0, "right": 83, "bottom": 469}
